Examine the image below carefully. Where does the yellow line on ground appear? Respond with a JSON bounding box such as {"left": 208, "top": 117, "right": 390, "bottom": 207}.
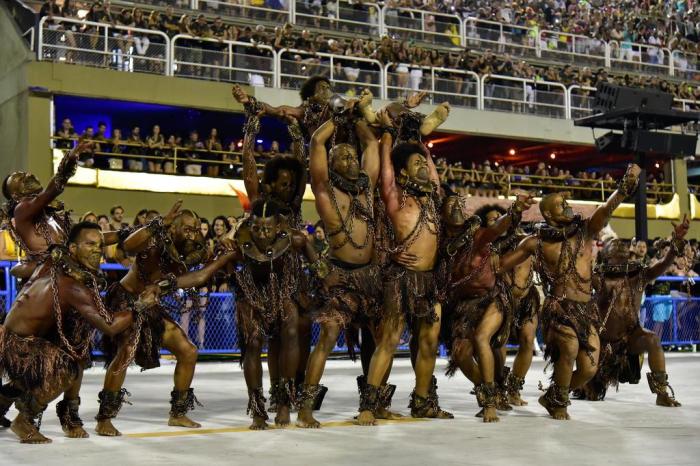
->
{"left": 125, "top": 417, "right": 428, "bottom": 439}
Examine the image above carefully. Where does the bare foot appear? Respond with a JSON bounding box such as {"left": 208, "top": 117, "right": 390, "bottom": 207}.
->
{"left": 356, "top": 410, "right": 376, "bottom": 426}
{"left": 656, "top": 393, "right": 681, "bottom": 407}
{"left": 275, "top": 404, "right": 291, "bottom": 427}
{"left": 482, "top": 407, "right": 499, "bottom": 423}
{"left": 11, "top": 414, "right": 52, "bottom": 444}
{"left": 296, "top": 408, "right": 321, "bottom": 428}
{"left": 168, "top": 415, "right": 201, "bottom": 428}
{"left": 538, "top": 395, "right": 570, "bottom": 420}
{"left": 375, "top": 407, "right": 404, "bottom": 420}
{"left": 508, "top": 393, "right": 528, "bottom": 406}
{"left": 63, "top": 425, "right": 89, "bottom": 438}
{"left": 249, "top": 416, "right": 269, "bottom": 430}
{"left": 95, "top": 419, "right": 121, "bottom": 437}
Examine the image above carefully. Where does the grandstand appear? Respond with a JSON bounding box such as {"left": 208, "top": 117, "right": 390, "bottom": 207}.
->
{"left": 0, "top": 1, "right": 699, "bottom": 464}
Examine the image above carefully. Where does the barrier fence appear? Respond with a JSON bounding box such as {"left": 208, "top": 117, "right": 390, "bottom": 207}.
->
{"left": 36, "top": 16, "right": 700, "bottom": 123}
{"left": 0, "top": 261, "right": 697, "bottom": 356}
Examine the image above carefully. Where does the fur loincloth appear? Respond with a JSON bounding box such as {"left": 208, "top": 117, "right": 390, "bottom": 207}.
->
{"left": 101, "top": 282, "right": 173, "bottom": 371}
{"left": 313, "top": 258, "right": 382, "bottom": 327}
{"left": 0, "top": 326, "right": 80, "bottom": 393}
{"left": 383, "top": 262, "right": 440, "bottom": 327}
{"left": 444, "top": 280, "right": 512, "bottom": 377}
{"left": 542, "top": 297, "right": 599, "bottom": 363}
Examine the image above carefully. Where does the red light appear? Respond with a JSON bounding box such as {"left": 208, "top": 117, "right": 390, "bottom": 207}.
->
{"left": 550, "top": 153, "right": 556, "bottom": 159}
{"left": 508, "top": 148, "right": 516, "bottom": 156}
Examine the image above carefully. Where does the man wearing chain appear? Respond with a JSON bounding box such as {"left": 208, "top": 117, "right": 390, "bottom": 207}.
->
{"left": 357, "top": 111, "right": 450, "bottom": 426}
{"left": 0, "top": 141, "right": 128, "bottom": 433}
{"left": 239, "top": 95, "right": 311, "bottom": 412}
{"left": 296, "top": 111, "right": 388, "bottom": 428}
{"left": 500, "top": 164, "right": 642, "bottom": 420}
{"left": 227, "top": 198, "right": 318, "bottom": 430}
{"left": 0, "top": 222, "right": 157, "bottom": 443}
{"left": 95, "top": 202, "right": 237, "bottom": 436}
{"left": 493, "top": 209, "right": 543, "bottom": 407}
{"left": 441, "top": 194, "right": 535, "bottom": 423}
{"left": 576, "top": 216, "right": 689, "bottom": 406}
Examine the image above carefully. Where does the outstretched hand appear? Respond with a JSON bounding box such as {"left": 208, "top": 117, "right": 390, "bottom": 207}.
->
{"left": 136, "top": 285, "right": 160, "bottom": 311}
{"left": 69, "top": 140, "right": 94, "bottom": 162}
{"left": 377, "top": 108, "right": 393, "bottom": 128}
{"left": 627, "top": 163, "right": 642, "bottom": 180}
{"left": 358, "top": 89, "right": 373, "bottom": 109}
{"left": 435, "top": 102, "right": 451, "bottom": 121}
{"left": 514, "top": 190, "right": 537, "bottom": 212}
{"left": 405, "top": 91, "right": 428, "bottom": 108}
{"left": 671, "top": 214, "right": 690, "bottom": 240}
{"left": 163, "top": 200, "right": 183, "bottom": 227}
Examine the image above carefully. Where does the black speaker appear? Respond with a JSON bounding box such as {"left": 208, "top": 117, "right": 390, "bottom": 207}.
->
{"left": 594, "top": 83, "right": 673, "bottom": 113}
{"left": 622, "top": 130, "right": 697, "bottom": 156}
{"left": 595, "top": 131, "right": 623, "bottom": 152}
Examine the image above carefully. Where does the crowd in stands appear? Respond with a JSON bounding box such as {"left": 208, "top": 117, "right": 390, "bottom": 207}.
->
{"left": 35, "top": 0, "right": 700, "bottom": 105}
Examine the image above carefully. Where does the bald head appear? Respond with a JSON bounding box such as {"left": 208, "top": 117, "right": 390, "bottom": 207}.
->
{"left": 539, "top": 192, "right": 574, "bottom": 226}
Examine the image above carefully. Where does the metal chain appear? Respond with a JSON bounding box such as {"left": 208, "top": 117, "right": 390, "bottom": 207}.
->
{"left": 326, "top": 182, "right": 374, "bottom": 250}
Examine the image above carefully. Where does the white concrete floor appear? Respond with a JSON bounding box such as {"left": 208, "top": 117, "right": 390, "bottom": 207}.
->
{"left": 1, "top": 354, "right": 699, "bottom": 466}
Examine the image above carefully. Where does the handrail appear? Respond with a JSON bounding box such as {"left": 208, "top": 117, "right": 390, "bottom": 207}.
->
{"left": 382, "top": 5, "right": 464, "bottom": 47}
{"left": 277, "top": 48, "right": 384, "bottom": 96}
{"left": 671, "top": 49, "right": 700, "bottom": 79}
{"left": 198, "top": 0, "right": 292, "bottom": 22}
{"left": 538, "top": 28, "right": 607, "bottom": 65}
{"left": 481, "top": 73, "right": 569, "bottom": 118}
{"left": 295, "top": 0, "right": 383, "bottom": 36}
{"left": 171, "top": 34, "right": 277, "bottom": 86}
{"left": 38, "top": 15, "right": 170, "bottom": 75}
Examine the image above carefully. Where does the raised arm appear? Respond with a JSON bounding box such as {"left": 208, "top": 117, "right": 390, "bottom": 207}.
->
{"left": 232, "top": 85, "right": 303, "bottom": 120}
{"left": 286, "top": 117, "right": 308, "bottom": 208}
{"left": 309, "top": 119, "right": 335, "bottom": 192}
{"left": 122, "top": 201, "right": 182, "bottom": 254}
{"left": 588, "top": 164, "right": 641, "bottom": 236}
{"left": 646, "top": 215, "right": 690, "bottom": 281}
{"left": 241, "top": 115, "right": 261, "bottom": 202}
{"left": 499, "top": 235, "right": 537, "bottom": 273}
{"left": 423, "top": 144, "right": 440, "bottom": 186}
{"left": 14, "top": 142, "right": 86, "bottom": 225}
{"left": 478, "top": 193, "right": 535, "bottom": 244}
{"left": 379, "top": 128, "right": 399, "bottom": 210}
{"left": 357, "top": 118, "right": 379, "bottom": 186}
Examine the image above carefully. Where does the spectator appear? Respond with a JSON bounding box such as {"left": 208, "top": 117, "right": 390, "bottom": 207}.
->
{"left": 109, "top": 205, "right": 128, "bottom": 230}
{"left": 205, "top": 128, "right": 223, "bottom": 178}
{"left": 127, "top": 125, "right": 145, "bottom": 171}
{"left": 146, "top": 124, "right": 165, "bottom": 173}
{"left": 184, "top": 130, "right": 204, "bottom": 175}
{"left": 55, "top": 118, "right": 76, "bottom": 149}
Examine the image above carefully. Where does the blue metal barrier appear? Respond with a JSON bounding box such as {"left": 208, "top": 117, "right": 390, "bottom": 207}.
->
{"left": 1, "top": 260, "right": 696, "bottom": 353}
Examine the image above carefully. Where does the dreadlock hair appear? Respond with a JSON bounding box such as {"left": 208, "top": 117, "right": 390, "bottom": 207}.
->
{"left": 300, "top": 76, "right": 330, "bottom": 101}
{"left": 473, "top": 204, "right": 507, "bottom": 227}
{"left": 262, "top": 156, "right": 304, "bottom": 188}
{"left": 250, "top": 198, "right": 285, "bottom": 219}
{"left": 390, "top": 142, "right": 425, "bottom": 173}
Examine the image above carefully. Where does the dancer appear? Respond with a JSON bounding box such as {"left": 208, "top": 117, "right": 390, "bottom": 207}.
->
{"left": 229, "top": 198, "right": 317, "bottom": 430}
{"left": 1, "top": 141, "right": 126, "bottom": 432}
{"left": 239, "top": 98, "right": 312, "bottom": 411}
{"left": 0, "top": 222, "right": 156, "bottom": 443}
{"left": 358, "top": 113, "right": 449, "bottom": 426}
{"left": 441, "top": 194, "right": 535, "bottom": 422}
{"left": 296, "top": 112, "right": 389, "bottom": 428}
{"left": 501, "top": 164, "right": 642, "bottom": 420}
{"left": 95, "top": 203, "right": 236, "bottom": 436}
{"left": 577, "top": 216, "right": 689, "bottom": 406}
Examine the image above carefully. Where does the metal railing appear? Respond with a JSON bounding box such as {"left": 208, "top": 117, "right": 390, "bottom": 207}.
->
{"left": 671, "top": 49, "right": 700, "bottom": 81}
{"left": 482, "top": 74, "right": 568, "bottom": 119}
{"left": 199, "top": 0, "right": 292, "bottom": 24}
{"left": 171, "top": 35, "right": 276, "bottom": 86}
{"left": 538, "top": 29, "right": 607, "bottom": 69}
{"left": 38, "top": 16, "right": 170, "bottom": 74}
{"left": 465, "top": 18, "right": 538, "bottom": 60}
{"left": 277, "top": 48, "right": 384, "bottom": 98}
{"left": 568, "top": 84, "right": 597, "bottom": 120}
{"left": 382, "top": 6, "right": 463, "bottom": 47}
{"left": 439, "top": 167, "right": 676, "bottom": 202}
{"left": 609, "top": 41, "right": 671, "bottom": 77}
{"left": 295, "top": 0, "right": 382, "bottom": 38}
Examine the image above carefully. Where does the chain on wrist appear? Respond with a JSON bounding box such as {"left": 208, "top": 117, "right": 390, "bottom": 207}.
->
{"left": 670, "top": 236, "right": 685, "bottom": 256}
{"left": 157, "top": 273, "right": 178, "bottom": 295}
{"left": 618, "top": 169, "right": 639, "bottom": 197}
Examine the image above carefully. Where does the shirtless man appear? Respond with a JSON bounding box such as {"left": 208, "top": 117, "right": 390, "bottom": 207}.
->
{"left": 0, "top": 222, "right": 156, "bottom": 443}
{"left": 239, "top": 102, "right": 310, "bottom": 412}
{"left": 1, "top": 141, "right": 126, "bottom": 432}
{"left": 501, "top": 164, "right": 642, "bottom": 420}
{"left": 358, "top": 109, "right": 450, "bottom": 426}
{"left": 95, "top": 204, "right": 236, "bottom": 436}
{"left": 296, "top": 111, "right": 389, "bottom": 428}
{"left": 227, "top": 198, "right": 317, "bottom": 430}
{"left": 578, "top": 217, "right": 689, "bottom": 406}
{"left": 442, "top": 194, "right": 535, "bottom": 422}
